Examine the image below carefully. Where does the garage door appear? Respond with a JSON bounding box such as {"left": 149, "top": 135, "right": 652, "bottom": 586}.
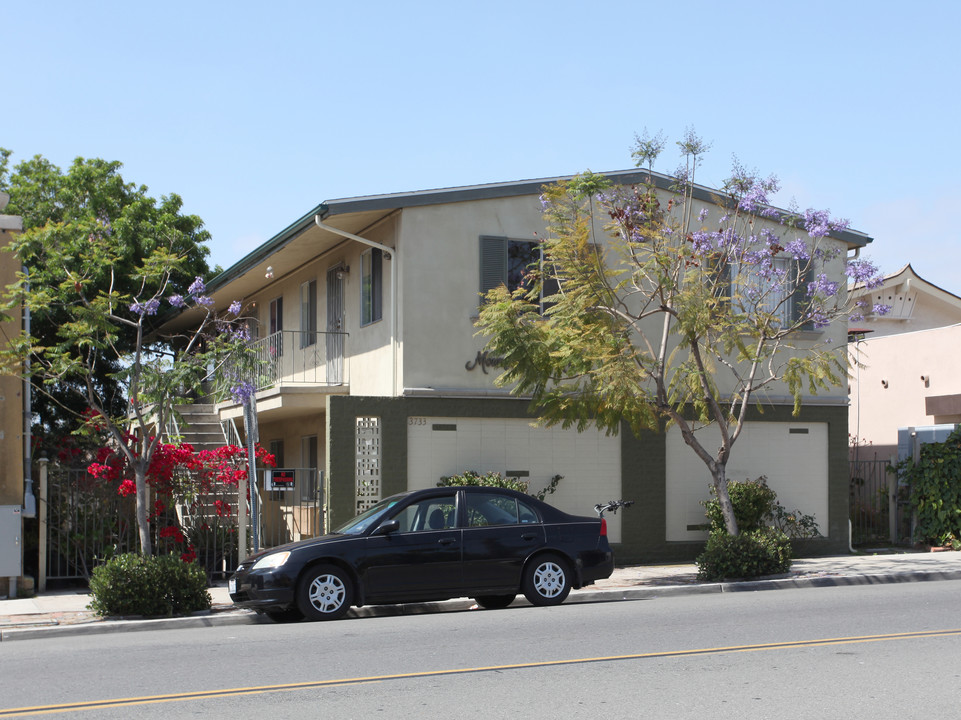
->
{"left": 407, "top": 417, "right": 624, "bottom": 542}
{"left": 665, "top": 422, "right": 829, "bottom": 541}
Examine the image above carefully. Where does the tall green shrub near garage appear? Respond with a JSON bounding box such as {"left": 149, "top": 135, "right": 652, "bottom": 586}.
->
{"left": 696, "top": 478, "right": 793, "bottom": 581}
{"left": 88, "top": 554, "right": 211, "bottom": 617}
{"left": 896, "top": 426, "right": 961, "bottom": 547}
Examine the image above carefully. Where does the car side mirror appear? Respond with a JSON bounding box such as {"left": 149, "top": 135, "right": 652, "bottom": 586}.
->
{"left": 372, "top": 519, "right": 399, "bottom": 536}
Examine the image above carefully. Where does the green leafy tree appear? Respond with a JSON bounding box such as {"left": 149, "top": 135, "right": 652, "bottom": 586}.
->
{"left": 477, "top": 130, "right": 886, "bottom": 536}
{"left": 0, "top": 151, "right": 251, "bottom": 555}
{"left": 0, "top": 150, "right": 211, "bottom": 454}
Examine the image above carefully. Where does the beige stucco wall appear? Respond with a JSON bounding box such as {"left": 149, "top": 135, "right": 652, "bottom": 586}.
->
{"left": 258, "top": 414, "right": 327, "bottom": 467}
{"left": 0, "top": 225, "right": 23, "bottom": 506}
{"left": 243, "top": 217, "right": 396, "bottom": 398}
{"left": 398, "top": 195, "right": 544, "bottom": 393}
{"left": 849, "top": 324, "right": 961, "bottom": 451}
{"left": 396, "top": 192, "right": 851, "bottom": 406}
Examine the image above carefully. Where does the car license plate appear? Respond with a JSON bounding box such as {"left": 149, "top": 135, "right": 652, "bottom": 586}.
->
{"left": 228, "top": 578, "right": 236, "bottom": 594}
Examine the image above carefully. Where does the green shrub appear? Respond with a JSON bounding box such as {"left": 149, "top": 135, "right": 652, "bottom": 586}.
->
{"left": 696, "top": 528, "right": 792, "bottom": 581}
{"left": 703, "top": 476, "right": 821, "bottom": 539}
{"left": 703, "top": 478, "right": 778, "bottom": 534}
{"left": 696, "top": 476, "right": 820, "bottom": 581}
{"left": 439, "top": 470, "right": 562, "bottom": 501}
{"left": 88, "top": 553, "right": 212, "bottom": 617}
{"left": 892, "top": 426, "right": 961, "bottom": 546}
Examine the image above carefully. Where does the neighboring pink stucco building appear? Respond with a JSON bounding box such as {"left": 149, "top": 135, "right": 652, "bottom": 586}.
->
{"left": 849, "top": 265, "right": 961, "bottom": 461}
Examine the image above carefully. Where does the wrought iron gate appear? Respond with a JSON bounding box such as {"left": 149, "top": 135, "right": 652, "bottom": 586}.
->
{"left": 44, "top": 466, "right": 137, "bottom": 582}
{"left": 849, "top": 458, "right": 905, "bottom": 546}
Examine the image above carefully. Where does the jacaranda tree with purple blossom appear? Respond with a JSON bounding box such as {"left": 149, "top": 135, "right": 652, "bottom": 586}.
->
{"left": 1, "top": 176, "right": 251, "bottom": 554}
{"left": 477, "top": 130, "right": 886, "bottom": 536}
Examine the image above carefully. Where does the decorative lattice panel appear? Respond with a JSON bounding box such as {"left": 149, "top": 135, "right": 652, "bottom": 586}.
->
{"left": 355, "top": 417, "right": 382, "bottom": 513}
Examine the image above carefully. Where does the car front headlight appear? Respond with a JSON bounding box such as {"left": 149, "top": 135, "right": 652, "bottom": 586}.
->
{"left": 251, "top": 551, "right": 291, "bottom": 570}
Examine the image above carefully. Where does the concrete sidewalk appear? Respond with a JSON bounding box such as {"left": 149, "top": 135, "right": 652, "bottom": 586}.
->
{"left": 3, "top": 551, "right": 960, "bottom": 642}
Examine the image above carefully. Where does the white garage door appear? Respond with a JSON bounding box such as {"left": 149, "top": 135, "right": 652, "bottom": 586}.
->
{"left": 665, "top": 422, "right": 829, "bottom": 541}
{"left": 407, "top": 417, "right": 624, "bottom": 542}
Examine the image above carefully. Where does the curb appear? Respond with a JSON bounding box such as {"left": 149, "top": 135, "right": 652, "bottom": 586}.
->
{"left": 4, "top": 568, "right": 961, "bottom": 642}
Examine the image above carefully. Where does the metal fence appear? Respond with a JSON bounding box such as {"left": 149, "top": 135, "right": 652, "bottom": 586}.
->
{"left": 257, "top": 468, "right": 324, "bottom": 549}
{"left": 43, "top": 464, "right": 324, "bottom": 584}
{"left": 44, "top": 466, "right": 138, "bottom": 582}
{"left": 849, "top": 458, "right": 905, "bottom": 546}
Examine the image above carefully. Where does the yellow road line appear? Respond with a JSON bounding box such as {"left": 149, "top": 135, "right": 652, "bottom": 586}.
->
{"left": 3, "top": 628, "right": 959, "bottom": 717}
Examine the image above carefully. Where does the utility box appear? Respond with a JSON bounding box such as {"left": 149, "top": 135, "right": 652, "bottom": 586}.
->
{"left": 0, "top": 505, "right": 22, "bottom": 578}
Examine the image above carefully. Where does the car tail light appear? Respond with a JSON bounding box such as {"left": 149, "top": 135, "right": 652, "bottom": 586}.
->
{"left": 600, "top": 518, "right": 608, "bottom": 537}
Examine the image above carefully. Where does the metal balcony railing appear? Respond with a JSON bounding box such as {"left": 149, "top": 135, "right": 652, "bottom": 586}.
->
{"left": 215, "top": 330, "right": 349, "bottom": 401}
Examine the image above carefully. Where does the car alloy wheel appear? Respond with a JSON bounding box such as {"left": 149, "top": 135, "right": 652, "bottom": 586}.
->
{"left": 297, "top": 564, "right": 354, "bottom": 621}
{"left": 522, "top": 554, "right": 571, "bottom": 606}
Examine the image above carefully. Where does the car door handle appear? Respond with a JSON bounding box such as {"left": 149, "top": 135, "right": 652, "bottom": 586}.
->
{"left": 521, "top": 533, "right": 538, "bottom": 541}
{"left": 438, "top": 537, "right": 456, "bottom": 546}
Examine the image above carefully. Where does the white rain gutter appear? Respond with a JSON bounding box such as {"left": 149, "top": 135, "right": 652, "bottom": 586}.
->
{"left": 314, "top": 216, "right": 399, "bottom": 396}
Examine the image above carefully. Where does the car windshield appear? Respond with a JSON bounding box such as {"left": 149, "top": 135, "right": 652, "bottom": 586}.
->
{"left": 333, "top": 497, "right": 402, "bottom": 535}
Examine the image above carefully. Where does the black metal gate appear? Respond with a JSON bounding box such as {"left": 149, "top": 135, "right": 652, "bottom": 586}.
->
{"left": 257, "top": 468, "right": 324, "bottom": 549}
{"left": 849, "top": 458, "right": 905, "bottom": 546}
{"left": 45, "top": 466, "right": 138, "bottom": 581}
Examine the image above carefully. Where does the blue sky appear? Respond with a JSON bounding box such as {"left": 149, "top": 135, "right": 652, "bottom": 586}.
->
{"left": 5, "top": 1, "right": 959, "bottom": 292}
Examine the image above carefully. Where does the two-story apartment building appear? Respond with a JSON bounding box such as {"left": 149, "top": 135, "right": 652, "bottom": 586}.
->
{"left": 164, "top": 169, "right": 871, "bottom": 563}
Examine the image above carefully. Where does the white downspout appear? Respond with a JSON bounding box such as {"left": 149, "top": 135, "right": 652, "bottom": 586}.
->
{"left": 314, "top": 216, "right": 399, "bottom": 396}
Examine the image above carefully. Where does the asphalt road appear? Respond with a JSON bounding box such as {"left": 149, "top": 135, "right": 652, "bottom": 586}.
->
{"left": 3, "top": 580, "right": 960, "bottom": 718}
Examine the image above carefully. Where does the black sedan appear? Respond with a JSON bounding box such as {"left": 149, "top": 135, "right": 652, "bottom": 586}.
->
{"left": 228, "top": 485, "right": 615, "bottom": 621}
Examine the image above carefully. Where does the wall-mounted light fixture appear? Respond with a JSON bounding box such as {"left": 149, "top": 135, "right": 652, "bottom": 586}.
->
{"left": 265, "top": 266, "right": 274, "bottom": 279}
{"left": 881, "top": 379, "right": 889, "bottom": 388}
{"left": 336, "top": 266, "right": 350, "bottom": 281}
{"left": 921, "top": 375, "right": 930, "bottom": 387}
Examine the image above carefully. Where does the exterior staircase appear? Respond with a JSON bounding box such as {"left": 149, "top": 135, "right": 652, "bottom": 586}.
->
{"left": 167, "top": 403, "right": 228, "bottom": 452}
{"left": 164, "top": 404, "right": 241, "bottom": 577}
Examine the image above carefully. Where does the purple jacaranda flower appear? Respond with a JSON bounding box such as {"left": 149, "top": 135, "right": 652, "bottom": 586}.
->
{"left": 784, "top": 239, "right": 810, "bottom": 260}
{"left": 188, "top": 277, "right": 206, "bottom": 296}
{"left": 873, "top": 304, "right": 892, "bottom": 316}
{"left": 698, "top": 208, "right": 709, "bottom": 222}
{"left": 689, "top": 231, "right": 714, "bottom": 256}
{"left": 129, "top": 298, "right": 160, "bottom": 316}
{"left": 195, "top": 295, "right": 214, "bottom": 307}
{"left": 169, "top": 294, "right": 186, "bottom": 308}
{"left": 230, "top": 324, "right": 251, "bottom": 342}
{"left": 807, "top": 274, "right": 839, "bottom": 298}
{"left": 845, "top": 259, "right": 885, "bottom": 289}
{"left": 830, "top": 217, "right": 850, "bottom": 232}
{"left": 230, "top": 381, "right": 256, "bottom": 405}
{"left": 228, "top": 300, "right": 242, "bottom": 316}
{"left": 804, "top": 209, "right": 848, "bottom": 239}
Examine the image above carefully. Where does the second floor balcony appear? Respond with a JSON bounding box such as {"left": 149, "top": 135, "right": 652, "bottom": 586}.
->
{"left": 215, "top": 330, "right": 349, "bottom": 405}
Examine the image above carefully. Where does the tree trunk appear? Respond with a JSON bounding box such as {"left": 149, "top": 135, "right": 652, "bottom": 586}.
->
{"left": 712, "top": 463, "right": 739, "bottom": 536}
{"left": 135, "top": 467, "right": 152, "bottom": 555}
